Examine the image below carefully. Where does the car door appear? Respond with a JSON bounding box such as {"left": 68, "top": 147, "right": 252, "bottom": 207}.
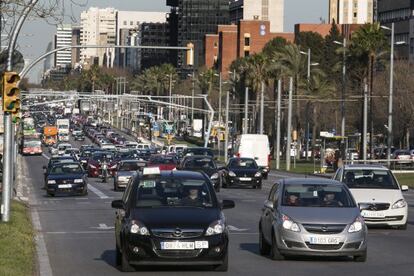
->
{"left": 115, "top": 178, "right": 133, "bottom": 248}
{"left": 262, "top": 183, "right": 279, "bottom": 242}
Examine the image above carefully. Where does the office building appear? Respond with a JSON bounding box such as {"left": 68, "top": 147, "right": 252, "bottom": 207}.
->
{"left": 71, "top": 26, "right": 81, "bottom": 68}
{"left": 80, "top": 7, "right": 117, "bottom": 67}
{"left": 54, "top": 24, "right": 72, "bottom": 68}
{"left": 377, "top": 0, "right": 413, "bottom": 60}
{"left": 140, "top": 22, "right": 171, "bottom": 70}
{"left": 229, "top": 0, "right": 284, "bottom": 32}
{"left": 167, "top": 0, "right": 230, "bottom": 72}
{"left": 329, "top": 0, "right": 374, "bottom": 24}
{"left": 116, "top": 11, "right": 166, "bottom": 70}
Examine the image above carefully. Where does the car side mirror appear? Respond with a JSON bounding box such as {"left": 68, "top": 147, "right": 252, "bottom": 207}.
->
{"left": 221, "top": 200, "right": 235, "bottom": 210}
{"left": 264, "top": 200, "right": 274, "bottom": 210}
{"left": 401, "top": 185, "right": 409, "bottom": 192}
{"left": 111, "top": 200, "right": 125, "bottom": 209}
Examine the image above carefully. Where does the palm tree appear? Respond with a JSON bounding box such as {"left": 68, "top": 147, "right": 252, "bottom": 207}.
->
{"left": 301, "top": 73, "right": 336, "bottom": 160}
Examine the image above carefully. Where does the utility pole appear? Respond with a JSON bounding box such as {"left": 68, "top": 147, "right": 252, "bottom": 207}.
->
{"left": 341, "top": 38, "right": 347, "bottom": 161}
{"left": 387, "top": 23, "right": 395, "bottom": 167}
{"left": 244, "top": 87, "right": 249, "bottom": 134}
{"left": 225, "top": 90, "right": 230, "bottom": 163}
{"left": 168, "top": 73, "right": 172, "bottom": 121}
{"left": 286, "top": 78, "right": 293, "bottom": 171}
{"left": 276, "top": 79, "right": 282, "bottom": 170}
{"left": 191, "top": 72, "right": 195, "bottom": 122}
{"left": 218, "top": 72, "right": 222, "bottom": 124}
{"left": 259, "top": 81, "right": 265, "bottom": 134}
{"left": 363, "top": 80, "right": 368, "bottom": 162}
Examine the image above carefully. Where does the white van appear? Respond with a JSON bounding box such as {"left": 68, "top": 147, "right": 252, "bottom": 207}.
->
{"left": 234, "top": 134, "right": 270, "bottom": 178}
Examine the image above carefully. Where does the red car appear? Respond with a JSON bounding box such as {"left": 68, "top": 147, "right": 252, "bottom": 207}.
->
{"left": 87, "top": 151, "right": 116, "bottom": 177}
{"left": 147, "top": 154, "right": 179, "bottom": 171}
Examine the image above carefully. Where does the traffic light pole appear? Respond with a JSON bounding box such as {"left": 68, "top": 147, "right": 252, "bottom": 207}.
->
{"left": 2, "top": 0, "right": 38, "bottom": 222}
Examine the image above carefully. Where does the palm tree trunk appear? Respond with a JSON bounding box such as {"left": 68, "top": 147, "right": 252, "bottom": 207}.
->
{"left": 369, "top": 55, "right": 374, "bottom": 159}
{"left": 312, "top": 104, "right": 318, "bottom": 161}
{"left": 255, "top": 90, "right": 260, "bottom": 133}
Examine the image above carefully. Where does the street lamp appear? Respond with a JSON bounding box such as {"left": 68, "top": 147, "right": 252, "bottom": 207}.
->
{"left": 187, "top": 73, "right": 195, "bottom": 122}
{"left": 334, "top": 38, "right": 347, "bottom": 161}
{"left": 381, "top": 23, "right": 406, "bottom": 166}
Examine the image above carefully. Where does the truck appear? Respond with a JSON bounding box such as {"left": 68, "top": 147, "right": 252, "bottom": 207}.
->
{"left": 43, "top": 126, "right": 58, "bottom": 146}
{"left": 56, "top": 119, "right": 70, "bottom": 142}
{"left": 192, "top": 119, "right": 203, "bottom": 138}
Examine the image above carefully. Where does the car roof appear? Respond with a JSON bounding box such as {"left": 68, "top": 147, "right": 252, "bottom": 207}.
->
{"left": 281, "top": 178, "right": 344, "bottom": 186}
{"left": 151, "top": 170, "right": 207, "bottom": 179}
{"left": 343, "top": 164, "right": 389, "bottom": 170}
{"left": 183, "top": 155, "right": 213, "bottom": 160}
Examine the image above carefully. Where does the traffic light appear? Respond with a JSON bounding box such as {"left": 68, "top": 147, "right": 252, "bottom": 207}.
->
{"left": 186, "top": 43, "right": 194, "bottom": 66}
{"left": 2, "top": 71, "right": 21, "bottom": 114}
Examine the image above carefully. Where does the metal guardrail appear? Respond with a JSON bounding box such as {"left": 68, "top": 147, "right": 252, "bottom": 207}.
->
{"left": 345, "top": 159, "right": 414, "bottom": 172}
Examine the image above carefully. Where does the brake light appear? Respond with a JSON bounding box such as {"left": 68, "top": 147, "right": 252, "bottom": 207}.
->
{"left": 268, "top": 154, "right": 271, "bottom": 166}
{"left": 236, "top": 152, "right": 240, "bottom": 158}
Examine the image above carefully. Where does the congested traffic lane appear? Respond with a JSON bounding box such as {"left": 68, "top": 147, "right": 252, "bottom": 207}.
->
{"left": 23, "top": 137, "right": 414, "bottom": 276}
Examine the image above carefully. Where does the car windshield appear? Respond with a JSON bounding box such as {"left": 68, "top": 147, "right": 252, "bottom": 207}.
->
{"left": 135, "top": 178, "right": 214, "bottom": 208}
{"left": 343, "top": 169, "right": 399, "bottom": 189}
{"left": 184, "top": 158, "right": 215, "bottom": 169}
{"left": 58, "top": 145, "right": 70, "bottom": 150}
{"left": 395, "top": 150, "right": 410, "bottom": 156}
{"left": 282, "top": 184, "right": 355, "bottom": 208}
{"left": 119, "top": 162, "right": 145, "bottom": 171}
{"left": 228, "top": 158, "right": 258, "bottom": 169}
{"left": 150, "top": 156, "right": 177, "bottom": 164}
{"left": 186, "top": 149, "right": 213, "bottom": 157}
{"left": 50, "top": 163, "right": 83, "bottom": 174}
{"left": 24, "top": 140, "right": 41, "bottom": 147}
{"left": 92, "top": 152, "right": 113, "bottom": 162}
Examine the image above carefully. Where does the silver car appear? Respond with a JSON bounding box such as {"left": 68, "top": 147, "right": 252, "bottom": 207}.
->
{"left": 113, "top": 160, "right": 146, "bottom": 191}
{"left": 259, "top": 178, "right": 368, "bottom": 261}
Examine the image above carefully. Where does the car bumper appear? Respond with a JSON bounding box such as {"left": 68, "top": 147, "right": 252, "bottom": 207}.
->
{"left": 122, "top": 233, "right": 228, "bottom": 266}
{"left": 115, "top": 178, "right": 131, "bottom": 188}
{"left": 46, "top": 183, "right": 87, "bottom": 195}
{"left": 362, "top": 207, "right": 408, "bottom": 226}
{"left": 88, "top": 168, "right": 100, "bottom": 177}
{"left": 227, "top": 177, "right": 261, "bottom": 186}
{"left": 275, "top": 225, "right": 367, "bottom": 257}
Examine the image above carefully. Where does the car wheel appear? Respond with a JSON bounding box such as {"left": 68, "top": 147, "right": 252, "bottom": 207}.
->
{"left": 353, "top": 250, "right": 367, "bottom": 262}
{"left": 82, "top": 189, "right": 88, "bottom": 196}
{"left": 115, "top": 245, "right": 122, "bottom": 266}
{"left": 47, "top": 192, "right": 55, "bottom": 197}
{"left": 259, "top": 228, "right": 271, "bottom": 255}
{"left": 120, "top": 250, "right": 135, "bottom": 272}
{"left": 214, "top": 252, "right": 228, "bottom": 271}
{"left": 270, "top": 232, "right": 284, "bottom": 260}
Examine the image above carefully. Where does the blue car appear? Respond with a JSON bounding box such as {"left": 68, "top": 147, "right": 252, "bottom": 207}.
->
{"left": 46, "top": 162, "right": 88, "bottom": 197}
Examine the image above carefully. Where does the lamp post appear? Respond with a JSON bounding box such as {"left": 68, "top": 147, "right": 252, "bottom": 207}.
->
{"left": 381, "top": 23, "right": 406, "bottom": 166}
{"left": 334, "top": 38, "right": 347, "bottom": 162}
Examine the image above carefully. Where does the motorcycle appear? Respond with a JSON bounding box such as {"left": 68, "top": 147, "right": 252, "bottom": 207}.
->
{"left": 101, "top": 160, "right": 108, "bottom": 183}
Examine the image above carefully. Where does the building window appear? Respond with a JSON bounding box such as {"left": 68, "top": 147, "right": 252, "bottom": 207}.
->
{"left": 354, "top": 12, "right": 357, "bottom": 18}
{"left": 245, "top": 37, "right": 250, "bottom": 46}
{"left": 123, "top": 21, "right": 127, "bottom": 26}
{"left": 214, "top": 42, "right": 218, "bottom": 48}
{"left": 244, "top": 50, "right": 250, "bottom": 57}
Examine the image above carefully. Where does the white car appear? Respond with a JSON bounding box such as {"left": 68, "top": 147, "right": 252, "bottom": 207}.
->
{"left": 125, "top": 141, "right": 139, "bottom": 149}
{"left": 334, "top": 164, "right": 408, "bottom": 229}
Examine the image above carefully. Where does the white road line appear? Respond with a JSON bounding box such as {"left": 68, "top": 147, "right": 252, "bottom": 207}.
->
{"left": 87, "top": 184, "right": 109, "bottom": 199}
{"left": 31, "top": 208, "right": 53, "bottom": 276}
{"left": 45, "top": 231, "right": 113, "bottom": 235}
{"left": 42, "top": 153, "right": 50, "bottom": 160}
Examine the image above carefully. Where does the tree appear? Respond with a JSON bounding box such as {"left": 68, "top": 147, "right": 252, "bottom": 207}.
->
{"left": 322, "top": 22, "right": 343, "bottom": 79}
{"left": 295, "top": 31, "right": 325, "bottom": 63}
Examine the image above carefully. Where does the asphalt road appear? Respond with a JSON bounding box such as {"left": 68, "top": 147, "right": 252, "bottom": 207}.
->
{"left": 22, "top": 137, "right": 414, "bottom": 276}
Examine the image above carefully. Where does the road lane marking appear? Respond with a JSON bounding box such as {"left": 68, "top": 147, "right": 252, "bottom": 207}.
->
{"left": 42, "top": 153, "right": 51, "bottom": 160}
{"left": 87, "top": 184, "right": 109, "bottom": 199}
{"left": 91, "top": 223, "right": 115, "bottom": 230}
{"left": 31, "top": 208, "right": 53, "bottom": 276}
{"left": 228, "top": 225, "right": 249, "bottom": 232}
{"left": 45, "top": 231, "right": 113, "bottom": 235}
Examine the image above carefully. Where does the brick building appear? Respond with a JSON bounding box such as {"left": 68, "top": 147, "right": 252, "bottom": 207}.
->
{"left": 205, "top": 20, "right": 294, "bottom": 78}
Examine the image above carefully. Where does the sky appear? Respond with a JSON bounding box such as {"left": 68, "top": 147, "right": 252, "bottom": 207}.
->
{"left": 14, "top": 0, "right": 328, "bottom": 83}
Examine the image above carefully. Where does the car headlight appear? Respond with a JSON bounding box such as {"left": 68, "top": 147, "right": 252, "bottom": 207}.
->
{"left": 89, "top": 164, "right": 96, "bottom": 169}
{"left": 392, "top": 199, "right": 407, "bottom": 209}
{"left": 281, "top": 214, "right": 300, "bottom": 232}
{"left": 211, "top": 173, "right": 219, "bottom": 180}
{"left": 130, "top": 220, "right": 149, "bottom": 235}
{"left": 47, "top": 180, "right": 56, "bottom": 184}
{"left": 262, "top": 168, "right": 269, "bottom": 172}
{"left": 348, "top": 217, "right": 364, "bottom": 233}
{"left": 255, "top": 172, "right": 262, "bottom": 177}
{"left": 228, "top": 171, "right": 236, "bottom": 177}
{"left": 205, "top": 220, "right": 225, "bottom": 236}
{"left": 74, "top": 179, "right": 83, "bottom": 183}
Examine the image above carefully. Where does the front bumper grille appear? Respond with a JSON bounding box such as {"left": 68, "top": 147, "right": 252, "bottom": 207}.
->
{"left": 303, "top": 224, "right": 346, "bottom": 234}
{"left": 305, "top": 242, "right": 344, "bottom": 250}
{"left": 154, "top": 249, "right": 202, "bottom": 259}
{"left": 152, "top": 229, "right": 204, "bottom": 239}
{"left": 360, "top": 202, "right": 390, "bottom": 211}
{"left": 364, "top": 215, "right": 404, "bottom": 222}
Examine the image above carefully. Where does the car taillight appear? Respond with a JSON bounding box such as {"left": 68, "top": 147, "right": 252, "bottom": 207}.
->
{"left": 268, "top": 154, "right": 271, "bottom": 166}
{"left": 236, "top": 152, "right": 240, "bottom": 158}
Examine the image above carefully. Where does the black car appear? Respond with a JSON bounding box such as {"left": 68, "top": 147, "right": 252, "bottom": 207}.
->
{"left": 111, "top": 169, "right": 235, "bottom": 272}
{"left": 43, "top": 156, "right": 76, "bottom": 185}
{"left": 221, "top": 157, "right": 263, "bottom": 189}
{"left": 178, "top": 155, "right": 222, "bottom": 192}
{"left": 73, "top": 130, "right": 85, "bottom": 141}
{"left": 78, "top": 148, "right": 98, "bottom": 169}
{"left": 45, "top": 162, "right": 88, "bottom": 196}
{"left": 182, "top": 147, "right": 215, "bottom": 158}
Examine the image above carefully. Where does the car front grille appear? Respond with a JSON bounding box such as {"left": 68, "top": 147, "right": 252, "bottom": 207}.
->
{"left": 284, "top": 240, "right": 305, "bottom": 248}
{"left": 154, "top": 249, "right": 202, "bottom": 259}
{"left": 55, "top": 179, "right": 73, "bottom": 185}
{"left": 305, "top": 242, "right": 344, "bottom": 251}
{"left": 343, "top": 242, "right": 362, "bottom": 249}
{"left": 360, "top": 203, "right": 390, "bottom": 211}
{"left": 364, "top": 215, "right": 404, "bottom": 222}
{"left": 152, "top": 228, "right": 204, "bottom": 239}
{"left": 303, "top": 224, "right": 346, "bottom": 234}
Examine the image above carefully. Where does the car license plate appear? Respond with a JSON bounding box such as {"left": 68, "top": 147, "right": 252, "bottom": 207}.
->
{"left": 361, "top": 210, "right": 385, "bottom": 218}
{"left": 58, "top": 184, "right": 72, "bottom": 188}
{"left": 195, "top": 241, "right": 209, "bottom": 249}
{"left": 309, "top": 237, "right": 340, "bottom": 245}
{"left": 239, "top": 177, "right": 252, "bottom": 181}
{"left": 161, "top": 241, "right": 195, "bottom": 250}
